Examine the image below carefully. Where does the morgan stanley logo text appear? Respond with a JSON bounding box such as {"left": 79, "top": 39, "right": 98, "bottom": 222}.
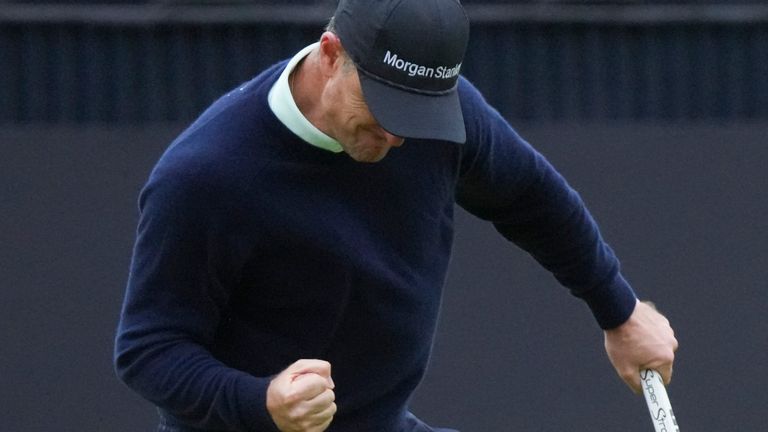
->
{"left": 383, "top": 50, "right": 461, "bottom": 80}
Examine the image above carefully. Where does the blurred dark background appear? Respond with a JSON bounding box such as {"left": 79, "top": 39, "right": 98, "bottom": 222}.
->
{"left": 2, "top": 1, "right": 766, "bottom": 431}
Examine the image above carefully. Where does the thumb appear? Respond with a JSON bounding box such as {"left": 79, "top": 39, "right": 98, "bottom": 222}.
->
{"left": 287, "top": 359, "right": 334, "bottom": 388}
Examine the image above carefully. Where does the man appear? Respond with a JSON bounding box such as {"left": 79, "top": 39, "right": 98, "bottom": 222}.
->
{"left": 114, "top": 0, "right": 678, "bottom": 431}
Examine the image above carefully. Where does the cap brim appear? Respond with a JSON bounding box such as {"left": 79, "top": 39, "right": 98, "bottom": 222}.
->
{"left": 358, "top": 73, "right": 466, "bottom": 144}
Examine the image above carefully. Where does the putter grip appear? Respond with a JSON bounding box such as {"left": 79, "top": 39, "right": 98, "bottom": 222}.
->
{"left": 640, "top": 369, "right": 680, "bottom": 432}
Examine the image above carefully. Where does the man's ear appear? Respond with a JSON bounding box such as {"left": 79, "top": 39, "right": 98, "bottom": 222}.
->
{"left": 318, "top": 31, "right": 346, "bottom": 76}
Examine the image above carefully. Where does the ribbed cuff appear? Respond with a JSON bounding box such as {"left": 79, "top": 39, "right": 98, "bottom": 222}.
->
{"left": 581, "top": 272, "right": 638, "bottom": 329}
{"left": 236, "top": 374, "right": 281, "bottom": 432}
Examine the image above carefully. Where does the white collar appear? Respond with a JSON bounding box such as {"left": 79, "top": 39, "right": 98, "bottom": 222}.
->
{"left": 268, "top": 42, "right": 343, "bottom": 153}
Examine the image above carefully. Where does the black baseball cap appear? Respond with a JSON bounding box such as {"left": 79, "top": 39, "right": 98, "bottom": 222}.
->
{"left": 332, "top": 0, "right": 470, "bottom": 143}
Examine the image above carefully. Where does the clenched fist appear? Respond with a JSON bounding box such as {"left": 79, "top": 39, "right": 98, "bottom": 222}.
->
{"left": 267, "top": 359, "right": 337, "bottom": 432}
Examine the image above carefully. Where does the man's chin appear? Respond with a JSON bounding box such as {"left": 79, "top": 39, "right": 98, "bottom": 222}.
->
{"left": 348, "top": 148, "right": 390, "bottom": 163}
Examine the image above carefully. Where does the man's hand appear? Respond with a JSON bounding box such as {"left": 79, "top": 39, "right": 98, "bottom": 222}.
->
{"left": 267, "top": 359, "right": 336, "bottom": 432}
{"left": 604, "top": 300, "right": 678, "bottom": 393}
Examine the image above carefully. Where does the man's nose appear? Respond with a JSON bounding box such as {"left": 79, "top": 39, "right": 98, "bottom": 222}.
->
{"left": 383, "top": 131, "right": 405, "bottom": 147}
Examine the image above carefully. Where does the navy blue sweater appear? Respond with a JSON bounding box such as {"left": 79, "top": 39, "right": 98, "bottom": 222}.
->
{"left": 114, "top": 60, "right": 637, "bottom": 431}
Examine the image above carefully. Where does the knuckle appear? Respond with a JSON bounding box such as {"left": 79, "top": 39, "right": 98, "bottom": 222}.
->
{"left": 621, "top": 368, "right": 639, "bottom": 383}
{"left": 291, "top": 359, "right": 309, "bottom": 369}
{"left": 284, "top": 389, "right": 304, "bottom": 405}
{"left": 308, "top": 358, "right": 329, "bottom": 367}
{"left": 286, "top": 408, "right": 304, "bottom": 423}
{"left": 663, "top": 348, "right": 676, "bottom": 363}
{"left": 293, "top": 376, "right": 320, "bottom": 392}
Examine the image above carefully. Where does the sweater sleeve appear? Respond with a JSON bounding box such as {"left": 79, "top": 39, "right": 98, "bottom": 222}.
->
{"left": 455, "top": 78, "right": 637, "bottom": 329}
{"left": 113, "top": 164, "right": 280, "bottom": 432}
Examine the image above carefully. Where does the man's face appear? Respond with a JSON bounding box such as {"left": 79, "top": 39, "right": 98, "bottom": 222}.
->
{"left": 323, "top": 64, "right": 405, "bottom": 163}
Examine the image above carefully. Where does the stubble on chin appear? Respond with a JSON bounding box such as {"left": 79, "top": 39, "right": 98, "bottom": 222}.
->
{"left": 349, "top": 147, "right": 389, "bottom": 163}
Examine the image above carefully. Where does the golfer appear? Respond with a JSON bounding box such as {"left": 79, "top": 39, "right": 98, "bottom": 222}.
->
{"left": 115, "top": 0, "right": 678, "bottom": 431}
